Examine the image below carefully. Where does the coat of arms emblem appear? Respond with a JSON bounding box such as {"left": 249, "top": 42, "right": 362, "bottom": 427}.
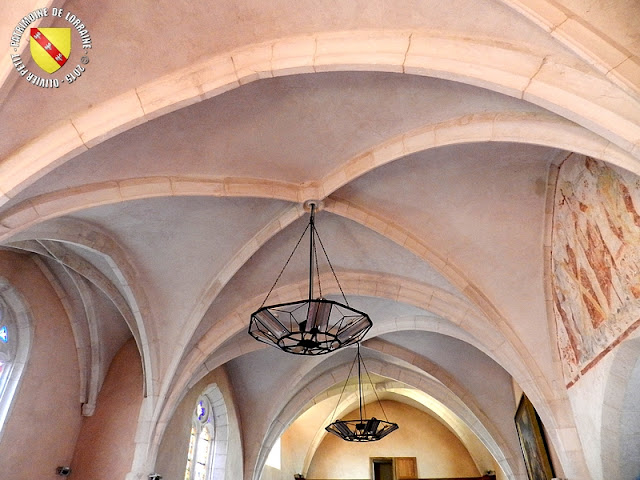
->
{"left": 30, "top": 27, "right": 71, "bottom": 73}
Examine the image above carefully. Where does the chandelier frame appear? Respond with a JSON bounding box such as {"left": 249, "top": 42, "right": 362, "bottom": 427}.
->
{"left": 248, "top": 202, "right": 372, "bottom": 355}
{"left": 325, "top": 344, "right": 399, "bottom": 442}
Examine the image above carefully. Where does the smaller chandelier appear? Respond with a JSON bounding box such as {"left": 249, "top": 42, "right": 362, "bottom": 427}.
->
{"left": 325, "top": 344, "right": 398, "bottom": 442}
{"left": 248, "top": 201, "right": 372, "bottom": 355}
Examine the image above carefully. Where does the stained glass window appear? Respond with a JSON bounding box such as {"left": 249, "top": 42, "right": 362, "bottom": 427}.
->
{"left": 197, "top": 400, "right": 207, "bottom": 421}
{"left": 184, "top": 425, "right": 197, "bottom": 480}
{"left": 184, "top": 395, "right": 215, "bottom": 480}
{"left": 0, "top": 300, "right": 16, "bottom": 401}
{"left": 194, "top": 428, "right": 211, "bottom": 480}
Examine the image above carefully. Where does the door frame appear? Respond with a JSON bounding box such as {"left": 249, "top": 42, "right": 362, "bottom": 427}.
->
{"left": 370, "top": 457, "right": 394, "bottom": 480}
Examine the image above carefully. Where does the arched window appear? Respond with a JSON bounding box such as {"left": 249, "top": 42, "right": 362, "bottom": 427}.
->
{"left": 194, "top": 426, "right": 212, "bottom": 480}
{"left": 184, "top": 384, "right": 228, "bottom": 480}
{"left": 0, "top": 279, "right": 33, "bottom": 441}
{"left": 0, "top": 300, "right": 15, "bottom": 396}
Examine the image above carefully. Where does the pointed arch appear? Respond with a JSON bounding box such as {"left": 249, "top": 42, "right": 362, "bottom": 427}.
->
{"left": 183, "top": 383, "right": 229, "bottom": 480}
{"left": 1, "top": 30, "right": 639, "bottom": 206}
{"left": 251, "top": 356, "right": 520, "bottom": 480}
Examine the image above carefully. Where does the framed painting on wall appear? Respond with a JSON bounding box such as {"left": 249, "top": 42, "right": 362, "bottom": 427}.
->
{"left": 514, "top": 394, "right": 555, "bottom": 480}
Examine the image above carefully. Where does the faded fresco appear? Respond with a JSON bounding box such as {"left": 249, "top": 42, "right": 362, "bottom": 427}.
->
{"left": 552, "top": 156, "right": 640, "bottom": 384}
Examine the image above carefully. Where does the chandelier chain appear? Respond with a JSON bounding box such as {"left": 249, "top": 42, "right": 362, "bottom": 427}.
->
{"left": 361, "top": 351, "right": 392, "bottom": 422}
{"left": 314, "top": 232, "right": 322, "bottom": 299}
{"left": 314, "top": 227, "right": 349, "bottom": 306}
{"left": 328, "top": 349, "right": 359, "bottom": 425}
{"left": 357, "top": 344, "right": 366, "bottom": 420}
{"left": 308, "top": 204, "right": 315, "bottom": 300}
{"left": 324, "top": 343, "right": 399, "bottom": 441}
{"left": 259, "top": 222, "right": 310, "bottom": 309}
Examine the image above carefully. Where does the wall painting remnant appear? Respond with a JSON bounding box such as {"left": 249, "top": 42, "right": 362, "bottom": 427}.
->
{"left": 552, "top": 156, "right": 640, "bottom": 386}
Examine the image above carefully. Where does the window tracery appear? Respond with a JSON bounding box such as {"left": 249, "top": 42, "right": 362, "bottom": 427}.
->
{"left": 183, "top": 385, "right": 228, "bottom": 480}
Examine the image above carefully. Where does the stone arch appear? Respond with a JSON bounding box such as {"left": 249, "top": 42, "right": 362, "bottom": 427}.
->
{"left": 28, "top": 254, "right": 95, "bottom": 414}
{"left": 4, "top": 219, "right": 156, "bottom": 398}
{"left": 495, "top": 0, "right": 639, "bottom": 97}
{"left": 157, "top": 273, "right": 562, "bottom": 476}
{"left": 191, "top": 383, "right": 229, "bottom": 480}
{"left": 326, "top": 197, "right": 588, "bottom": 477}
{"left": 6, "top": 224, "right": 160, "bottom": 479}
{"left": 11, "top": 240, "right": 133, "bottom": 415}
{"left": 294, "top": 337, "right": 521, "bottom": 480}
{"left": 251, "top": 355, "right": 519, "bottom": 480}
{"left": 2, "top": 1, "right": 636, "bottom": 107}
{"left": 1, "top": 110, "right": 637, "bottom": 244}
{"left": 159, "top": 205, "right": 303, "bottom": 379}
{"left": 2, "top": 30, "right": 638, "bottom": 205}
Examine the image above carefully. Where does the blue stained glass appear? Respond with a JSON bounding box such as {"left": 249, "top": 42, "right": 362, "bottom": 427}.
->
{"left": 0, "top": 326, "right": 7, "bottom": 343}
{"left": 197, "top": 400, "right": 206, "bottom": 421}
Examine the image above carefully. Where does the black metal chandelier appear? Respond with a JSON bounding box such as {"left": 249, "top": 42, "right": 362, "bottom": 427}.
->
{"left": 248, "top": 201, "right": 372, "bottom": 355}
{"left": 325, "top": 344, "right": 398, "bottom": 442}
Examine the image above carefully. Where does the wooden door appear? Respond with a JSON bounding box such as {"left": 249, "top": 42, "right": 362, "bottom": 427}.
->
{"left": 393, "top": 457, "right": 417, "bottom": 480}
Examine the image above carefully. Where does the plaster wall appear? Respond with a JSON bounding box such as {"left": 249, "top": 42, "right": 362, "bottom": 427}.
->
{"left": 156, "top": 365, "right": 242, "bottom": 480}
{"left": 261, "top": 401, "right": 337, "bottom": 480}
{"left": 283, "top": 401, "right": 338, "bottom": 476}
{"left": 306, "top": 400, "right": 481, "bottom": 479}
{"left": 0, "top": 251, "right": 82, "bottom": 479}
{"left": 71, "top": 338, "right": 143, "bottom": 480}
{"left": 567, "top": 355, "right": 610, "bottom": 480}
